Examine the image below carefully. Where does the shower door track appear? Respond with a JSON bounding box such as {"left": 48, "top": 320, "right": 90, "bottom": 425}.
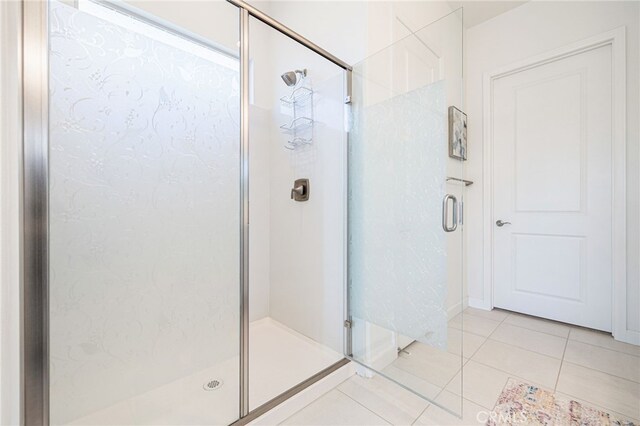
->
{"left": 230, "top": 358, "right": 351, "bottom": 426}
{"left": 21, "top": 0, "right": 354, "bottom": 424}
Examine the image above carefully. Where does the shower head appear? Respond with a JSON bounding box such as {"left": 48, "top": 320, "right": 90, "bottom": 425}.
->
{"left": 281, "top": 72, "right": 297, "bottom": 86}
{"left": 281, "top": 69, "right": 307, "bottom": 86}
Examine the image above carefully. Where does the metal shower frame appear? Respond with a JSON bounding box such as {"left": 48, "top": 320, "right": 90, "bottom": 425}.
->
{"left": 21, "top": 0, "right": 353, "bottom": 424}
{"left": 230, "top": 0, "right": 353, "bottom": 421}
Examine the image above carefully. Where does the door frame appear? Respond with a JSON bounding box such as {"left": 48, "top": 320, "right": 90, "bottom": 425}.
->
{"left": 480, "top": 27, "right": 636, "bottom": 344}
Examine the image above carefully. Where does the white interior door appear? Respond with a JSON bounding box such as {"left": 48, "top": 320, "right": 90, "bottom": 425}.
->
{"left": 492, "top": 44, "right": 613, "bottom": 332}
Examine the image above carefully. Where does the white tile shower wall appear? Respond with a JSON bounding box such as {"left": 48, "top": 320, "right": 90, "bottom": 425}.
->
{"left": 249, "top": 106, "right": 272, "bottom": 322}
{"left": 247, "top": 13, "right": 277, "bottom": 323}
{"left": 464, "top": 1, "right": 640, "bottom": 335}
{"left": 49, "top": 2, "right": 240, "bottom": 422}
{"left": 246, "top": 16, "right": 346, "bottom": 354}
{"left": 267, "top": 70, "right": 347, "bottom": 355}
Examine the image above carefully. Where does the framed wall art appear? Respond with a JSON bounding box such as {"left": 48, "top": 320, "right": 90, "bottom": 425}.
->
{"left": 448, "top": 106, "right": 467, "bottom": 160}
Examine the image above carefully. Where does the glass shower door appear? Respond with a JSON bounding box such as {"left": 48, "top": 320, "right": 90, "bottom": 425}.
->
{"left": 246, "top": 14, "right": 347, "bottom": 412}
{"left": 348, "top": 9, "right": 465, "bottom": 417}
{"left": 48, "top": 1, "right": 241, "bottom": 424}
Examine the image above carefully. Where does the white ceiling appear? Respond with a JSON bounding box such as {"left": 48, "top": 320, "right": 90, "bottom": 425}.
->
{"left": 447, "top": 1, "right": 529, "bottom": 28}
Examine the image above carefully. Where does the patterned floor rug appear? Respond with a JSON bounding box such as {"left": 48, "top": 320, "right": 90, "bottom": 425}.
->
{"left": 487, "top": 378, "right": 636, "bottom": 425}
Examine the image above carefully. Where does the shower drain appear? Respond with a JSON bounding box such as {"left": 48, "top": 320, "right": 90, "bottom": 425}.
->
{"left": 203, "top": 379, "right": 223, "bottom": 391}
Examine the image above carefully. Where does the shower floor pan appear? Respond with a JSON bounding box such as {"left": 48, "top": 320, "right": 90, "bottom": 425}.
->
{"left": 68, "top": 318, "right": 343, "bottom": 425}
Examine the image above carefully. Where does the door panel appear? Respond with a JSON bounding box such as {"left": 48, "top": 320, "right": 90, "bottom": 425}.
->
{"left": 492, "top": 44, "right": 613, "bottom": 331}
{"left": 512, "top": 234, "right": 585, "bottom": 300}
{"left": 512, "top": 73, "right": 584, "bottom": 212}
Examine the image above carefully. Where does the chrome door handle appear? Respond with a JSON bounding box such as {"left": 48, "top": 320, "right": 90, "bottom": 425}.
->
{"left": 496, "top": 220, "right": 511, "bottom": 227}
{"left": 442, "top": 194, "right": 458, "bottom": 232}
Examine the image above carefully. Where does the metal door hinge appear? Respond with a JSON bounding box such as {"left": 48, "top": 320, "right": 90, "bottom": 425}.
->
{"left": 344, "top": 320, "right": 352, "bottom": 329}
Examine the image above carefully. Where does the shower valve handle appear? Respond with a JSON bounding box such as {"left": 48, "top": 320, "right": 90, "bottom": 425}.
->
{"left": 290, "top": 178, "right": 310, "bottom": 202}
{"left": 291, "top": 185, "right": 305, "bottom": 199}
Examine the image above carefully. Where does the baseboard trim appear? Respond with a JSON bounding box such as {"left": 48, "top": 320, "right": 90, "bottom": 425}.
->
{"left": 614, "top": 328, "right": 640, "bottom": 346}
{"left": 468, "top": 297, "right": 491, "bottom": 310}
{"left": 447, "top": 300, "right": 468, "bottom": 320}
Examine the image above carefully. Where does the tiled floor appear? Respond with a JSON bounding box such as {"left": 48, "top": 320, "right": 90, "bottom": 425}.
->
{"left": 280, "top": 308, "right": 640, "bottom": 425}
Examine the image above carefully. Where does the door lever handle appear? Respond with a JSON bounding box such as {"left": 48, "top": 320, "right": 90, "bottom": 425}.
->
{"left": 496, "top": 220, "right": 511, "bottom": 227}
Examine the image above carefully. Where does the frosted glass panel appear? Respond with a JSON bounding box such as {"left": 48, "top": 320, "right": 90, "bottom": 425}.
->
{"left": 348, "top": 8, "right": 464, "bottom": 416}
{"left": 350, "top": 82, "right": 447, "bottom": 347}
{"left": 48, "top": 2, "right": 240, "bottom": 424}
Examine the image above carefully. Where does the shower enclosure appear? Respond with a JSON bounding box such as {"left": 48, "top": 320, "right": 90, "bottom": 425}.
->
{"left": 22, "top": 0, "right": 465, "bottom": 424}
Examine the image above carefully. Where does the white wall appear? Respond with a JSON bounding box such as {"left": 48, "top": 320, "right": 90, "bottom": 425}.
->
{"left": 126, "top": 0, "right": 239, "bottom": 53}
{"left": 0, "top": 2, "right": 23, "bottom": 424}
{"left": 465, "top": 1, "right": 640, "bottom": 337}
{"left": 258, "top": 1, "right": 460, "bottom": 65}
